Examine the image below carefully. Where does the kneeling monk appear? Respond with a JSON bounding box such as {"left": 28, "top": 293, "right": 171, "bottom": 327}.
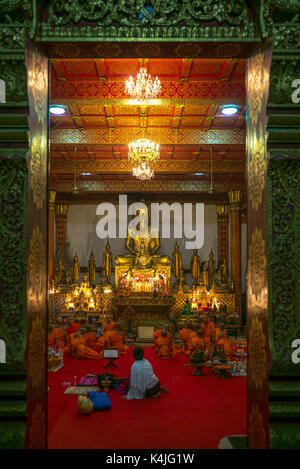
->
{"left": 156, "top": 330, "right": 172, "bottom": 359}
{"left": 104, "top": 323, "right": 129, "bottom": 354}
{"left": 72, "top": 334, "right": 101, "bottom": 359}
{"left": 217, "top": 334, "right": 233, "bottom": 359}
{"left": 186, "top": 329, "right": 206, "bottom": 358}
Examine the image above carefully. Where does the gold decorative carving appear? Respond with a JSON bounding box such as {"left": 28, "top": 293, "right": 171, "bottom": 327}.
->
{"left": 228, "top": 189, "right": 242, "bottom": 211}
{"left": 55, "top": 203, "right": 68, "bottom": 223}
{"left": 29, "top": 135, "right": 47, "bottom": 210}
{"left": 248, "top": 404, "right": 266, "bottom": 449}
{"left": 249, "top": 316, "right": 266, "bottom": 389}
{"left": 29, "top": 403, "right": 46, "bottom": 449}
{"left": 134, "top": 43, "right": 161, "bottom": 57}
{"left": 28, "top": 227, "right": 46, "bottom": 300}
{"left": 53, "top": 43, "right": 81, "bottom": 58}
{"left": 49, "top": 191, "right": 56, "bottom": 211}
{"left": 247, "top": 53, "right": 266, "bottom": 125}
{"left": 174, "top": 43, "right": 202, "bottom": 58}
{"left": 27, "top": 50, "right": 47, "bottom": 125}
{"left": 248, "top": 134, "right": 266, "bottom": 211}
{"left": 216, "top": 204, "right": 230, "bottom": 222}
{"left": 50, "top": 128, "right": 246, "bottom": 145}
{"left": 248, "top": 228, "right": 266, "bottom": 301}
{"left": 94, "top": 43, "right": 122, "bottom": 58}
{"left": 215, "top": 43, "right": 242, "bottom": 58}
{"left": 28, "top": 316, "right": 46, "bottom": 390}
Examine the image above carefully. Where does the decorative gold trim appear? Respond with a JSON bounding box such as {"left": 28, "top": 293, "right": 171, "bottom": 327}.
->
{"left": 30, "top": 135, "right": 47, "bottom": 210}
{"left": 248, "top": 404, "right": 266, "bottom": 449}
{"left": 249, "top": 315, "right": 266, "bottom": 389}
{"left": 28, "top": 227, "right": 46, "bottom": 301}
{"left": 28, "top": 316, "right": 46, "bottom": 390}
{"left": 248, "top": 228, "right": 267, "bottom": 301}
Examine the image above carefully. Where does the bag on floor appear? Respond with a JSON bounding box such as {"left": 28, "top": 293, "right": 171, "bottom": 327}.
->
{"left": 88, "top": 391, "right": 112, "bottom": 410}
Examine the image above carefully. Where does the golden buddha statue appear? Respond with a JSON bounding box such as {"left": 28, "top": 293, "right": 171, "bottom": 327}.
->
{"left": 72, "top": 253, "right": 80, "bottom": 284}
{"left": 201, "top": 264, "right": 209, "bottom": 287}
{"left": 55, "top": 259, "right": 65, "bottom": 284}
{"left": 191, "top": 249, "right": 200, "bottom": 285}
{"left": 115, "top": 202, "right": 170, "bottom": 268}
{"left": 102, "top": 241, "right": 112, "bottom": 279}
{"left": 88, "top": 251, "right": 96, "bottom": 286}
{"left": 207, "top": 249, "right": 216, "bottom": 285}
{"left": 172, "top": 242, "right": 182, "bottom": 281}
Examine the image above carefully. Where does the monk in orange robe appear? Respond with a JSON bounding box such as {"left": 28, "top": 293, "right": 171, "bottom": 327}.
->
{"left": 104, "top": 323, "right": 129, "bottom": 354}
{"left": 103, "top": 316, "right": 116, "bottom": 333}
{"left": 178, "top": 323, "right": 193, "bottom": 350}
{"left": 52, "top": 326, "right": 67, "bottom": 349}
{"left": 84, "top": 327, "right": 98, "bottom": 350}
{"left": 186, "top": 329, "right": 205, "bottom": 357}
{"left": 217, "top": 334, "right": 233, "bottom": 359}
{"left": 66, "top": 322, "right": 81, "bottom": 335}
{"left": 48, "top": 325, "right": 56, "bottom": 347}
{"left": 156, "top": 331, "right": 172, "bottom": 359}
{"left": 202, "top": 316, "right": 215, "bottom": 343}
{"left": 152, "top": 327, "right": 163, "bottom": 350}
{"left": 214, "top": 322, "right": 227, "bottom": 343}
{"left": 70, "top": 334, "right": 101, "bottom": 359}
{"left": 185, "top": 327, "right": 198, "bottom": 355}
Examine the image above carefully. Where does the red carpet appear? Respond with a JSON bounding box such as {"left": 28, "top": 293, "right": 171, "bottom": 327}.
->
{"left": 48, "top": 348, "right": 246, "bottom": 449}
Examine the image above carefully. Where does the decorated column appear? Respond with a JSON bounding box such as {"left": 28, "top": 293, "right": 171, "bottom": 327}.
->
{"left": 228, "top": 190, "right": 242, "bottom": 317}
{"left": 55, "top": 203, "right": 68, "bottom": 254}
{"left": 48, "top": 191, "right": 56, "bottom": 286}
{"left": 216, "top": 204, "right": 230, "bottom": 266}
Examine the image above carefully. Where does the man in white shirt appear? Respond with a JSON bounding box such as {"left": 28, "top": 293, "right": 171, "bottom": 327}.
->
{"left": 125, "top": 347, "right": 168, "bottom": 400}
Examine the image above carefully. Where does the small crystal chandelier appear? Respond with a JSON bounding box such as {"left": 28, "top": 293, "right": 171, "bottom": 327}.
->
{"left": 128, "top": 138, "right": 160, "bottom": 181}
{"left": 125, "top": 68, "right": 162, "bottom": 100}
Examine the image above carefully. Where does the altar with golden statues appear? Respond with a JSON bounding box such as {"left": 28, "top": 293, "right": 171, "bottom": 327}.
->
{"left": 49, "top": 205, "right": 239, "bottom": 336}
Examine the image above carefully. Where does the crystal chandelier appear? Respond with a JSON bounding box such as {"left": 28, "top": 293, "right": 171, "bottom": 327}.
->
{"left": 128, "top": 138, "right": 160, "bottom": 181}
{"left": 125, "top": 67, "right": 162, "bottom": 100}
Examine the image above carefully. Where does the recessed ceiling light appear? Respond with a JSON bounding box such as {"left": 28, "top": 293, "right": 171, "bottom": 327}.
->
{"left": 221, "top": 105, "right": 239, "bottom": 116}
{"left": 194, "top": 172, "right": 205, "bottom": 176}
{"left": 49, "top": 105, "right": 66, "bottom": 115}
{"left": 81, "top": 172, "right": 92, "bottom": 176}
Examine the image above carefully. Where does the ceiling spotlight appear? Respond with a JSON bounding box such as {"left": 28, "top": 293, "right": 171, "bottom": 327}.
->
{"left": 221, "top": 105, "right": 239, "bottom": 116}
{"left": 49, "top": 105, "right": 66, "bottom": 115}
{"left": 193, "top": 173, "right": 205, "bottom": 176}
{"left": 81, "top": 172, "right": 92, "bottom": 176}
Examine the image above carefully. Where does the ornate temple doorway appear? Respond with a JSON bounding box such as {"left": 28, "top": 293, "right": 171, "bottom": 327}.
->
{"left": 41, "top": 48, "right": 270, "bottom": 448}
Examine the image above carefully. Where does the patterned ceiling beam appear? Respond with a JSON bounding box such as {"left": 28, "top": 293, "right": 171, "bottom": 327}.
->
{"left": 51, "top": 81, "right": 245, "bottom": 103}
{"left": 50, "top": 128, "right": 245, "bottom": 145}
{"left": 50, "top": 180, "right": 246, "bottom": 194}
{"left": 50, "top": 158, "right": 245, "bottom": 174}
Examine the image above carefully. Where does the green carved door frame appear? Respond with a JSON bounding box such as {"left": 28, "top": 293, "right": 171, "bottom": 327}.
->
{"left": 1, "top": 0, "right": 300, "bottom": 450}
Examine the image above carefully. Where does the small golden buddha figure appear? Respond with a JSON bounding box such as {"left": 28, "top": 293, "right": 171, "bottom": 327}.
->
{"left": 191, "top": 249, "right": 200, "bottom": 285}
{"left": 115, "top": 202, "right": 170, "bottom": 268}
{"left": 103, "top": 241, "right": 112, "bottom": 280}
{"left": 55, "top": 259, "right": 65, "bottom": 284}
{"left": 72, "top": 253, "right": 80, "bottom": 284}
{"left": 172, "top": 242, "right": 182, "bottom": 281}
{"left": 201, "top": 264, "right": 209, "bottom": 286}
{"left": 207, "top": 249, "right": 216, "bottom": 285}
{"left": 88, "top": 251, "right": 96, "bottom": 286}
{"left": 220, "top": 258, "right": 228, "bottom": 284}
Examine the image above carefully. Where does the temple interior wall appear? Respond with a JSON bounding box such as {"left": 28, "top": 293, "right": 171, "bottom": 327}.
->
{"left": 62, "top": 203, "right": 247, "bottom": 291}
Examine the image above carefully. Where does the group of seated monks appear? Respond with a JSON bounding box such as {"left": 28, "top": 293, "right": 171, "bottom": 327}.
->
{"left": 151, "top": 316, "right": 234, "bottom": 361}
{"left": 178, "top": 316, "right": 234, "bottom": 360}
{"left": 48, "top": 316, "right": 129, "bottom": 360}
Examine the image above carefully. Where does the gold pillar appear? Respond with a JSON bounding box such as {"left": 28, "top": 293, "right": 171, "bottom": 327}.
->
{"left": 228, "top": 190, "right": 242, "bottom": 319}
{"left": 48, "top": 191, "right": 56, "bottom": 286}
{"left": 55, "top": 203, "right": 68, "bottom": 254}
{"left": 216, "top": 204, "right": 230, "bottom": 266}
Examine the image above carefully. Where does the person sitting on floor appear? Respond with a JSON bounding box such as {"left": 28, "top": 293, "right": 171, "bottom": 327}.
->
{"left": 104, "top": 323, "right": 129, "bottom": 354}
{"left": 217, "top": 334, "right": 233, "bottom": 360}
{"left": 156, "top": 330, "right": 172, "bottom": 359}
{"left": 185, "top": 325, "right": 198, "bottom": 355}
{"left": 52, "top": 325, "right": 67, "bottom": 349}
{"left": 202, "top": 315, "right": 215, "bottom": 344}
{"left": 84, "top": 326, "right": 98, "bottom": 350}
{"left": 186, "top": 329, "right": 206, "bottom": 358}
{"left": 71, "top": 333, "right": 102, "bottom": 360}
{"left": 103, "top": 316, "right": 116, "bottom": 333}
{"left": 125, "top": 347, "right": 168, "bottom": 400}
{"left": 48, "top": 324, "right": 56, "bottom": 347}
{"left": 177, "top": 322, "right": 193, "bottom": 350}
{"left": 214, "top": 322, "right": 227, "bottom": 343}
{"left": 152, "top": 325, "right": 163, "bottom": 350}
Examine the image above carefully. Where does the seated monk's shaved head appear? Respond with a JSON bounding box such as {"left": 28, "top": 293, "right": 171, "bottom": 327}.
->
{"left": 74, "top": 333, "right": 80, "bottom": 338}
{"left": 219, "top": 323, "right": 225, "bottom": 330}
{"left": 133, "top": 347, "right": 144, "bottom": 361}
{"left": 219, "top": 334, "right": 225, "bottom": 340}
{"left": 197, "top": 329, "right": 204, "bottom": 338}
{"left": 161, "top": 330, "right": 167, "bottom": 338}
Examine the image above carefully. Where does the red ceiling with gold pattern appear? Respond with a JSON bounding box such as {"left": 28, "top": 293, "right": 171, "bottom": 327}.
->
{"left": 50, "top": 58, "right": 246, "bottom": 194}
